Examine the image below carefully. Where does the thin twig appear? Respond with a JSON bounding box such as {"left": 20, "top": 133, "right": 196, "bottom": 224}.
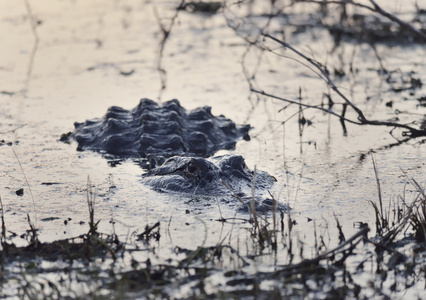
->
{"left": 11, "top": 146, "right": 37, "bottom": 225}
{"left": 0, "top": 124, "right": 27, "bottom": 135}
{"left": 23, "top": 0, "right": 39, "bottom": 42}
{"left": 23, "top": 0, "right": 40, "bottom": 93}
{"left": 251, "top": 88, "right": 362, "bottom": 125}
{"left": 154, "top": 0, "right": 185, "bottom": 101}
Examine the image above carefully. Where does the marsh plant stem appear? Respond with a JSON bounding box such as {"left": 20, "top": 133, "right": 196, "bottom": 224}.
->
{"left": 154, "top": 0, "right": 185, "bottom": 101}
{"left": 11, "top": 146, "right": 37, "bottom": 225}
{"left": 23, "top": 0, "right": 40, "bottom": 94}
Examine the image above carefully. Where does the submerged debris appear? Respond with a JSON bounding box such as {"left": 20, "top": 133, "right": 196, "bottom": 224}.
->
{"left": 178, "top": 1, "right": 222, "bottom": 14}
{"left": 15, "top": 189, "right": 24, "bottom": 196}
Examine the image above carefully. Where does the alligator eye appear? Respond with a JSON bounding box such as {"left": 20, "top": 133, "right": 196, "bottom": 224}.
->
{"left": 187, "top": 161, "right": 198, "bottom": 174}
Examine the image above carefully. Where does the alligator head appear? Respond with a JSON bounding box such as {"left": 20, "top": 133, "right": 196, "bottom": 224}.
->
{"left": 142, "top": 155, "right": 284, "bottom": 212}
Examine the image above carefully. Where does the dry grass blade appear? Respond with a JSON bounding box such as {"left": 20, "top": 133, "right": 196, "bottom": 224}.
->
{"left": 408, "top": 179, "right": 426, "bottom": 242}
{"left": 371, "top": 155, "right": 385, "bottom": 233}
{"left": 86, "top": 176, "right": 99, "bottom": 236}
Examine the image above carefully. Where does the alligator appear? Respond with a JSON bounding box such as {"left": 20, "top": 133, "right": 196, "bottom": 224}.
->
{"left": 142, "top": 154, "right": 285, "bottom": 213}
{"left": 62, "top": 99, "right": 283, "bottom": 212}
{"left": 61, "top": 98, "right": 250, "bottom": 168}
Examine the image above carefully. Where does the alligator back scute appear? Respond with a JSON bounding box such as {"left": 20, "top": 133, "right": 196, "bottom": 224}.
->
{"left": 64, "top": 98, "right": 251, "bottom": 160}
{"left": 186, "top": 106, "right": 212, "bottom": 120}
{"left": 105, "top": 118, "right": 128, "bottom": 134}
{"left": 139, "top": 134, "right": 185, "bottom": 154}
{"left": 103, "top": 134, "right": 134, "bottom": 155}
{"left": 139, "top": 120, "right": 181, "bottom": 135}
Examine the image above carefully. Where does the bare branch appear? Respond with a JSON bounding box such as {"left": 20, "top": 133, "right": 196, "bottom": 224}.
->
{"left": 369, "top": 0, "right": 426, "bottom": 42}
{"left": 263, "top": 33, "right": 366, "bottom": 120}
{"left": 256, "top": 33, "right": 426, "bottom": 138}
{"left": 295, "top": 0, "right": 426, "bottom": 42}
{"left": 251, "top": 87, "right": 362, "bottom": 126}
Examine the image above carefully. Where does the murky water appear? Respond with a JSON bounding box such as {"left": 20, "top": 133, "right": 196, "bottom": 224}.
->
{"left": 1, "top": 0, "right": 425, "bottom": 297}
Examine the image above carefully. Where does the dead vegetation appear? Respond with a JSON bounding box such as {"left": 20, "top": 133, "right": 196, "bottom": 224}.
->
{"left": 1, "top": 174, "right": 425, "bottom": 298}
